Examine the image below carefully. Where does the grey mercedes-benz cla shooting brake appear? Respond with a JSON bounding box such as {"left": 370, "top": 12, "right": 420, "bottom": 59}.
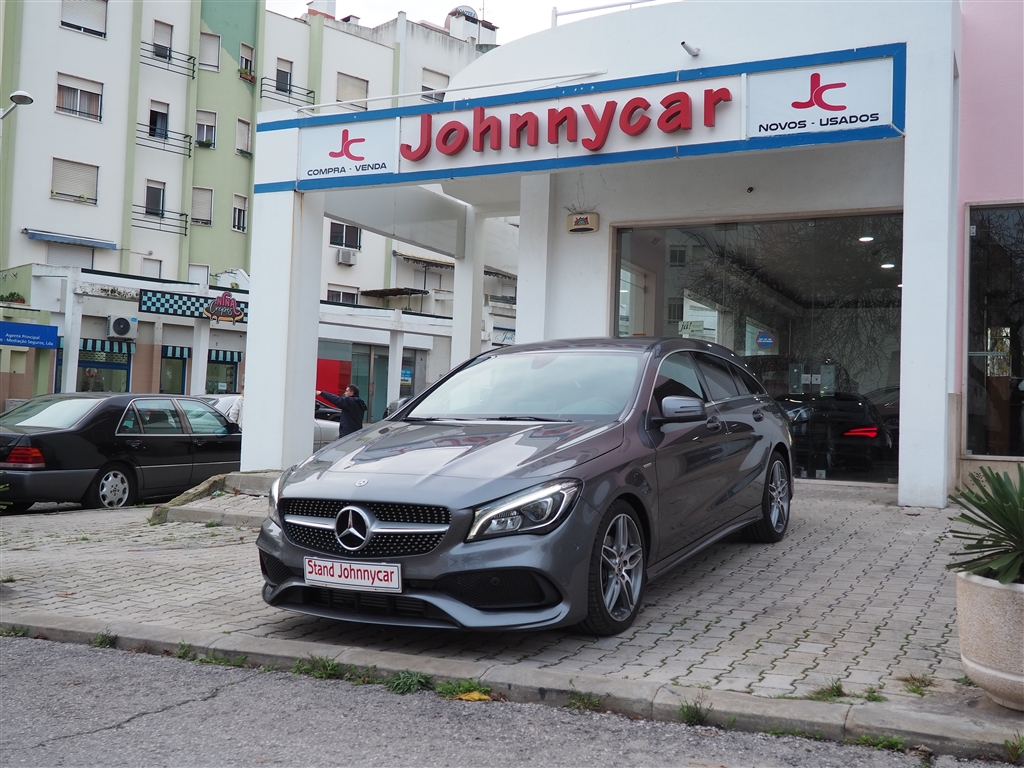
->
{"left": 257, "top": 338, "right": 793, "bottom": 635}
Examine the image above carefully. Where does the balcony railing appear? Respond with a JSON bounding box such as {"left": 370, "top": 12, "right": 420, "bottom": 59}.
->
{"left": 260, "top": 77, "right": 315, "bottom": 107}
{"left": 131, "top": 204, "right": 188, "bottom": 236}
{"left": 140, "top": 41, "right": 196, "bottom": 78}
{"left": 136, "top": 124, "right": 193, "bottom": 157}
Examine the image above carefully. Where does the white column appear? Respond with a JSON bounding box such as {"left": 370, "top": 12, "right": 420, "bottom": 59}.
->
{"left": 189, "top": 320, "right": 210, "bottom": 395}
{"left": 897, "top": 35, "right": 959, "bottom": 508}
{"left": 451, "top": 206, "right": 485, "bottom": 365}
{"left": 387, "top": 311, "right": 404, "bottom": 405}
{"left": 241, "top": 189, "right": 325, "bottom": 471}
{"left": 516, "top": 174, "right": 553, "bottom": 344}
{"left": 60, "top": 275, "right": 82, "bottom": 393}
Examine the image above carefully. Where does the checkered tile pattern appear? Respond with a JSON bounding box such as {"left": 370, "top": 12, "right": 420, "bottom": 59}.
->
{"left": 139, "top": 290, "right": 249, "bottom": 323}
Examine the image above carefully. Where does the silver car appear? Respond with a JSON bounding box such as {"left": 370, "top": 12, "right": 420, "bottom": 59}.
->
{"left": 256, "top": 338, "right": 793, "bottom": 635}
{"left": 202, "top": 394, "right": 341, "bottom": 452}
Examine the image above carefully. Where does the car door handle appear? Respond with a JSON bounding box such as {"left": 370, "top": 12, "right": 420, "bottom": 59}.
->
{"left": 126, "top": 439, "right": 143, "bottom": 449}
{"left": 193, "top": 439, "right": 207, "bottom": 446}
{"left": 706, "top": 416, "right": 723, "bottom": 432}
{"left": 752, "top": 408, "right": 765, "bottom": 422}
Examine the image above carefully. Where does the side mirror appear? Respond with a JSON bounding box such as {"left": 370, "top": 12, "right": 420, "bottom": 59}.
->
{"left": 384, "top": 396, "right": 411, "bottom": 418}
{"left": 651, "top": 396, "right": 707, "bottom": 426}
{"left": 225, "top": 421, "right": 241, "bottom": 434}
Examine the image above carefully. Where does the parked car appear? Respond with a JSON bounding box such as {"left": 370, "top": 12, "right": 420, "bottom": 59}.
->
{"left": 201, "top": 395, "right": 341, "bottom": 452}
{"left": 257, "top": 338, "right": 794, "bottom": 635}
{"left": 864, "top": 385, "right": 900, "bottom": 448}
{"left": 0, "top": 393, "right": 241, "bottom": 512}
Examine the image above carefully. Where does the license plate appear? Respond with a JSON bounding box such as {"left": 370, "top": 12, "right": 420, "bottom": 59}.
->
{"left": 303, "top": 556, "right": 402, "bottom": 593}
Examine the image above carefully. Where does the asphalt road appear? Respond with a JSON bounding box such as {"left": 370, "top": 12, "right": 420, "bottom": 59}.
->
{"left": 1, "top": 638, "right": 1012, "bottom": 768}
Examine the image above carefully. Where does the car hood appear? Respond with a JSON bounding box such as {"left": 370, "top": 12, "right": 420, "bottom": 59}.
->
{"left": 280, "top": 419, "right": 623, "bottom": 502}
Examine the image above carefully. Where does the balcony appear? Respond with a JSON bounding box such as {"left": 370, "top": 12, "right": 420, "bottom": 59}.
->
{"left": 140, "top": 42, "right": 196, "bottom": 79}
{"left": 260, "top": 77, "right": 314, "bottom": 107}
{"left": 135, "top": 124, "right": 192, "bottom": 157}
{"left": 131, "top": 204, "right": 188, "bottom": 236}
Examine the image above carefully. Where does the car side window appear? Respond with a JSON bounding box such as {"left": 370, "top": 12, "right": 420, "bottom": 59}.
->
{"left": 134, "top": 398, "right": 185, "bottom": 434}
{"left": 730, "top": 363, "right": 766, "bottom": 397}
{"left": 177, "top": 399, "right": 231, "bottom": 435}
{"left": 652, "top": 352, "right": 707, "bottom": 413}
{"left": 117, "top": 405, "right": 142, "bottom": 435}
{"left": 695, "top": 353, "right": 740, "bottom": 401}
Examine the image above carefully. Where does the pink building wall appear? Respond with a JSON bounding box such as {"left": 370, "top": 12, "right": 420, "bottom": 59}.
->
{"left": 955, "top": 0, "right": 1024, "bottom": 391}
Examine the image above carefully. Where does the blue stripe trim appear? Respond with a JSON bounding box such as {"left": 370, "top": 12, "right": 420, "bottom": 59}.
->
{"left": 257, "top": 44, "right": 906, "bottom": 134}
{"left": 253, "top": 181, "right": 297, "bottom": 194}
{"left": 891, "top": 45, "right": 907, "bottom": 132}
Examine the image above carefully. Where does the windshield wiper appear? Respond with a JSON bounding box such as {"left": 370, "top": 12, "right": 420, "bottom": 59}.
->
{"left": 482, "top": 416, "right": 571, "bottom": 422}
{"left": 403, "top": 416, "right": 470, "bottom": 422}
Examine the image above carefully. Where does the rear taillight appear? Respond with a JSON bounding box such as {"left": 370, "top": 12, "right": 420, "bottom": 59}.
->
{"left": 1, "top": 446, "right": 46, "bottom": 469}
{"left": 843, "top": 426, "right": 879, "bottom": 438}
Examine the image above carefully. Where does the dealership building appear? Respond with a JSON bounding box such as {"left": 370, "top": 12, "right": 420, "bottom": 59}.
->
{"left": 243, "top": 0, "right": 1022, "bottom": 508}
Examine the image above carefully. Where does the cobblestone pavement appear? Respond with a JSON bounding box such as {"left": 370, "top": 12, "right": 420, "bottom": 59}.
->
{"left": 0, "top": 483, "right": 969, "bottom": 706}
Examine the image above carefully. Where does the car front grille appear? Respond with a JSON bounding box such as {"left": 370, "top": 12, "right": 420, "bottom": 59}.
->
{"left": 280, "top": 498, "right": 450, "bottom": 525}
{"left": 259, "top": 551, "right": 297, "bottom": 586}
{"left": 305, "top": 587, "right": 435, "bottom": 620}
{"left": 283, "top": 523, "right": 446, "bottom": 559}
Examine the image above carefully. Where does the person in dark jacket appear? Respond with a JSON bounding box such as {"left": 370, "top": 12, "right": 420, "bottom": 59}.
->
{"left": 316, "top": 385, "right": 367, "bottom": 437}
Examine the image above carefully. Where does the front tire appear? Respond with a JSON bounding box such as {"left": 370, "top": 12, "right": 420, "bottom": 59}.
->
{"left": 746, "top": 452, "right": 791, "bottom": 543}
{"left": 83, "top": 464, "right": 136, "bottom": 509}
{"left": 581, "top": 500, "right": 646, "bottom": 636}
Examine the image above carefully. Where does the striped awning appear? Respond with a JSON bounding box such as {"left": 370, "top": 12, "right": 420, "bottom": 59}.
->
{"left": 209, "top": 349, "right": 242, "bottom": 363}
{"left": 161, "top": 345, "right": 190, "bottom": 359}
{"left": 80, "top": 338, "right": 136, "bottom": 354}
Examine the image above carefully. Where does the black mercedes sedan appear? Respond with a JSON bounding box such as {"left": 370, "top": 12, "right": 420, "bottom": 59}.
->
{"left": 0, "top": 394, "right": 241, "bottom": 511}
{"left": 257, "top": 337, "right": 794, "bottom": 636}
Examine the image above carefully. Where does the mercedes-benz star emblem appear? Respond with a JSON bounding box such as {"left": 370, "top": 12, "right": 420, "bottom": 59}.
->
{"left": 355, "top": 479, "right": 368, "bottom": 487}
{"left": 335, "top": 506, "right": 372, "bottom": 552}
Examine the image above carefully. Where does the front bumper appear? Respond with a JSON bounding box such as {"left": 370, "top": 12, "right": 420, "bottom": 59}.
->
{"left": 0, "top": 469, "right": 96, "bottom": 504}
{"left": 255, "top": 498, "right": 601, "bottom": 631}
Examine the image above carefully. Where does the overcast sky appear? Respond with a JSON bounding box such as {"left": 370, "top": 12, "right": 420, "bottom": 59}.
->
{"left": 264, "top": 0, "right": 678, "bottom": 45}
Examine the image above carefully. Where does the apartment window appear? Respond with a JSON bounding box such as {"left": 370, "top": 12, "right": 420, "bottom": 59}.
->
{"left": 329, "top": 222, "right": 361, "bottom": 250}
{"left": 142, "top": 257, "right": 162, "bottom": 278}
{"left": 47, "top": 242, "right": 94, "bottom": 268}
{"left": 145, "top": 180, "right": 165, "bottom": 217}
{"left": 51, "top": 158, "right": 99, "bottom": 204}
{"left": 235, "top": 119, "right": 251, "bottom": 154}
{"left": 336, "top": 72, "right": 368, "bottom": 110}
{"left": 276, "top": 59, "right": 292, "bottom": 93}
{"left": 56, "top": 74, "right": 103, "bottom": 120}
{"left": 60, "top": 0, "right": 107, "bottom": 37}
{"left": 148, "top": 100, "right": 168, "bottom": 138}
{"left": 195, "top": 110, "right": 216, "bottom": 147}
{"left": 422, "top": 69, "right": 448, "bottom": 102}
{"left": 198, "top": 32, "right": 220, "bottom": 70}
{"left": 232, "top": 195, "right": 247, "bottom": 232}
{"left": 239, "top": 43, "right": 254, "bottom": 74}
{"left": 327, "top": 285, "right": 358, "bottom": 303}
{"left": 153, "top": 21, "right": 173, "bottom": 59}
{"left": 191, "top": 187, "right": 213, "bottom": 226}
{"left": 188, "top": 264, "right": 210, "bottom": 286}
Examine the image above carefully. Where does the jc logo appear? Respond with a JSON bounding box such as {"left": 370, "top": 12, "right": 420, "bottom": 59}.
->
{"left": 791, "top": 73, "right": 846, "bottom": 112}
{"left": 329, "top": 129, "right": 365, "bottom": 161}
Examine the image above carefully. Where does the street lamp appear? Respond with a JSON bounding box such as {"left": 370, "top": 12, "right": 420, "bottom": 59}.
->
{"left": 0, "top": 91, "right": 34, "bottom": 121}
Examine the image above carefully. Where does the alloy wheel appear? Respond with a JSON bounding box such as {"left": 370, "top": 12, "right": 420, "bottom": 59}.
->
{"left": 599, "top": 513, "right": 644, "bottom": 621}
{"left": 768, "top": 460, "right": 790, "bottom": 532}
{"left": 97, "top": 470, "right": 130, "bottom": 508}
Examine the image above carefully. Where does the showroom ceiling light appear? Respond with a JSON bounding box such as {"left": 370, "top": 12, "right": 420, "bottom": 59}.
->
{"left": 880, "top": 262, "right": 896, "bottom": 269}
{"left": 859, "top": 236, "right": 874, "bottom": 242}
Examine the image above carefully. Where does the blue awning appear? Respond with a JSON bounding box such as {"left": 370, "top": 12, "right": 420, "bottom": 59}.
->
{"left": 23, "top": 229, "right": 118, "bottom": 250}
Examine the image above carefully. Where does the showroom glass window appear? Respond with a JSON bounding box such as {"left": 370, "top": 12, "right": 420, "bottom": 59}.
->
{"left": 967, "top": 206, "right": 1024, "bottom": 457}
{"left": 615, "top": 214, "right": 903, "bottom": 482}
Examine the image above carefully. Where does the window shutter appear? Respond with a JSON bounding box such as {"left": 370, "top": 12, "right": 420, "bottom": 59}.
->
{"left": 52, "top": 158, "right": 99, "bottom": 200}
{"left": 277, "top": 59, "right": 292, "bottom": 74}
{"left": 142, "top": 258, "right": 162, "bottom": 278}
{"left": 422, "top": 68, "right": 448, "bottom": 99}
{"left": 191, "top": 187, "right": 213, "bottom": 223}
{"left": 196, "top": 110, "right": 215, "bottom": 127}
{"left": 336, "top": 72, "right": 368, "bottom": 109}
{"left": 150, "top": 100, "right": 169, "bottom": 114}
{"left": 153, "top": 21, "right": 172, "bottom": 48}
{"left": 198, "top": 33, "right": 220, "bottom": 69}
{"left": 56, "top": 73, "right": 102, "bottom": 95}
{"left": 61, "top": 0, "right": 107, "bottom": 34}
{"left": 46, "top": 242, "right": 94, "bottom": 268}
{"left": 235, "top": 119, "right": 250, "bottom": 151}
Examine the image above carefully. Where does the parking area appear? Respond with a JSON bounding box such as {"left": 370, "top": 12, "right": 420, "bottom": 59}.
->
{"left": 0, "top": 482, "right": 969, "bottom": 705}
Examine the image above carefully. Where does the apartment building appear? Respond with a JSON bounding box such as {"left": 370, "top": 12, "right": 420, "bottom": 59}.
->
{"left": 1, "top": 0, "right": 516, "bottom": 419}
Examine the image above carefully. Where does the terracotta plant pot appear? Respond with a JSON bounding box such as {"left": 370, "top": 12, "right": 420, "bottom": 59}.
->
{"left": 956, "top": 571, "right": 1024, "bottom": 710}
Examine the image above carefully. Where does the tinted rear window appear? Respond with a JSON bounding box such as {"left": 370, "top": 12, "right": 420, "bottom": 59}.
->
{"left": 0, "top": 398, "right": 100, "bottom": 429}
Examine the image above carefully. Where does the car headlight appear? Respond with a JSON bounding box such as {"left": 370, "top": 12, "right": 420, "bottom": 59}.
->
{"left": 268, "top": 478, "right": 282, "bottom": 526}
{"left": 467, "top": 480, "right": 581, "bottom": 541}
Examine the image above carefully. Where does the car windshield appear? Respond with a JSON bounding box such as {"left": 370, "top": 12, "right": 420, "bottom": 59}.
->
{"left": 0, "top": 397, "right": 99, "bottom": 429}
{"left": 407, "top": 349, "right": 644, "bottom": 422}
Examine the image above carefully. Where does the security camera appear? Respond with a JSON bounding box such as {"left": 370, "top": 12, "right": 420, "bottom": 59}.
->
{"left": 681, "top": 41, "right": 700, "bottom": 57}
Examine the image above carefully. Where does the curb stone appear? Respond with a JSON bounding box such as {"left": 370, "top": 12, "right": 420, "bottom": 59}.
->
{"left": 1, "top": 610, "right": 1017, "bottom": 761}
{"left": 158, "top": 504, "right": 265, "bottom": 528}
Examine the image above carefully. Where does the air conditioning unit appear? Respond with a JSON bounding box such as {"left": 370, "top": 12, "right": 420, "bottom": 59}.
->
{"left": 335, "top": 248, "right": 357, "bottom": 266}
{"left": 107, "top": 315, "right": 138, "bottom": 340}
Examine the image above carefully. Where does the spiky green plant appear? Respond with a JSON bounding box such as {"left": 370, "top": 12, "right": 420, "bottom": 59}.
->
{"left": 946, "top": 466, "right": 1024, "bottom": 585}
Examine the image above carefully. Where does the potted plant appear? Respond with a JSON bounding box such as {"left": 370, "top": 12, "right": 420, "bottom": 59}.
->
{"left": 0, "top": 291, "right": 26, "bottom": 303}
{"left": 947, "top": 465, "right": 1024, "bottom": 711}
{"left": 238, "top": 68, "right": 256, "bottom": 83}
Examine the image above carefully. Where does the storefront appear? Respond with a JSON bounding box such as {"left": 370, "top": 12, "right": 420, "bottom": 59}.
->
{"left": 244, "top": 1, "right": 1022, "bottom": 507}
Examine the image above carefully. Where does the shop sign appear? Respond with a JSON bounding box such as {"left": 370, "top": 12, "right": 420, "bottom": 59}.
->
{"left": 204, "top": 292, "right": 246, "bottom": 324}
{"left": 756, "top": 332, "right": 774, "bottom": 349}
{"left": 492, "top": 329, "right": 516, "bottom": 345}
{"left": 400, "top": 367, "right": 413, "bottom": 386}
{"left": 0, "top": 321, "right": 58, "bottom": 349}
{"left": 678, "top": 320, "right": 705, "bottom": 335}
{"left": 139, "top": 290, "right": 249, "bottom": 323}
{"left": 269, "top": 45, "right": 903, "bottom": 191}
